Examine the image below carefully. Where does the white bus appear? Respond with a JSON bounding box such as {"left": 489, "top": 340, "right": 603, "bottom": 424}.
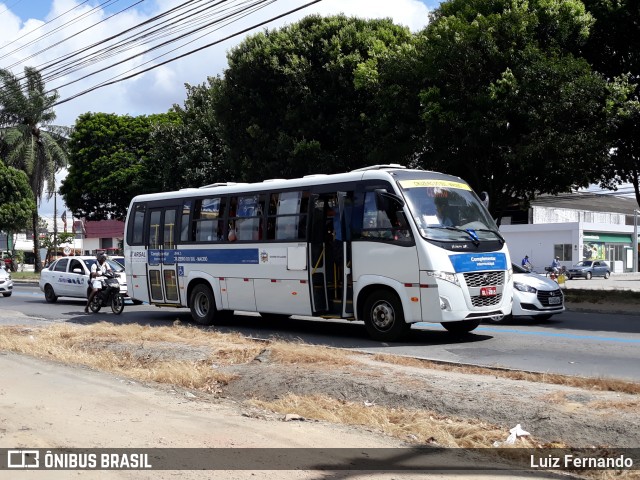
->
{"left": 124, "top": 165, "right": 512, "bottom": 341}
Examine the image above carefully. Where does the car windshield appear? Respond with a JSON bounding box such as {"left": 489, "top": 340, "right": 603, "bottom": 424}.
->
{"left": 575, "top": 261, "right": 593, "bottom": 267}
{"left": 398, "top": 179, "right": 501, "bottom": 242}
{"left": 512, "top": 263, "right": 529, "bottom": 274}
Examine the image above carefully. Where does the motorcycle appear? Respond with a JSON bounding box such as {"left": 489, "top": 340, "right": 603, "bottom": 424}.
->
{"left": 89, "top": 270, "right": 125, "bottom": 315}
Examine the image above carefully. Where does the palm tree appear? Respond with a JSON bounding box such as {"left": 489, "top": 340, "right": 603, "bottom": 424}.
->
{"left": 0, "top": 66, "right": 70, "bottom": 272}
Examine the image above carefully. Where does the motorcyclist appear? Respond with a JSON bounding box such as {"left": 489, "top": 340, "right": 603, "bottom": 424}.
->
{"left": 85, "top": 253, "right": 112, "bottom": 313}
{"left": 551, "top": 256, "right": 561, "bottom": 274}
{"left": 521, "top": 255, "right": 532, "bottom": 272}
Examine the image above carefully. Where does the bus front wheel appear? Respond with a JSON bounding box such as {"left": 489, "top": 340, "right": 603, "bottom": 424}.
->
{"left": 363, "top": 290, "right": 410, "bottom": 342}
{"left": 442, "top": 319, "right": 480, "bottom": 334}
{"left": 190, "top": 284, "right": 217, "bottom": 326}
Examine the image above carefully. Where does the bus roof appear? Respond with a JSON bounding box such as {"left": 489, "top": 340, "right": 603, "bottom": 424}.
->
{"left": 129, "top": 165, "right": 469, "bottom": 204}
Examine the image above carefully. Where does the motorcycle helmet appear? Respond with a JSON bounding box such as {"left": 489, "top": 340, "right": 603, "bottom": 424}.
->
{"left": 97, "top": 252, "right": 107, "bottom": 262}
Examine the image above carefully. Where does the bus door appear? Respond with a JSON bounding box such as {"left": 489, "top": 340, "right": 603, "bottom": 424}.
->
{"left": 308, "top": 192, "right": 353, "bottom": 317}
{"left": 147, "top": 206, "right": 180, "bottom": 305}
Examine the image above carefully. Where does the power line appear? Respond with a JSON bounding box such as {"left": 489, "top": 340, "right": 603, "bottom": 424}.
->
{"left": 4, "top": 0, "right": 145, "bottom": 71}
{"left": 0, "top": 0, "right": 25, "bottom": 19}
{"left": 0, "top": 0, "right": 103, "bottom": 61}
{"left": 53, "top": 0, "right": 324, "bottom": 106}
{"left": 49, "top": 0, "right": 274, "bottom": 92}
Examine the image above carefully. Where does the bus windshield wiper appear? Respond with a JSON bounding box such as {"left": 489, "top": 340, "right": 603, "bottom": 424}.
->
{"left": 429, "top": 226, "right": 480, "bottom": 245}
{"left": 472, "top": 228, "right": 505, "bottom": 244}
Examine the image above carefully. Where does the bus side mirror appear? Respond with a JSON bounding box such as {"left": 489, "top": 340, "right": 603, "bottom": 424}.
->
{"left": 479, "top": 191, "right": 490, "bottom": 209}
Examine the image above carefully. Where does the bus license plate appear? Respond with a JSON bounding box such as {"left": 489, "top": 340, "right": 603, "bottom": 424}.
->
{"left": 480, "top": 286, "right": 497, "bottom": 297}
{"left": 548, "top": 296, "right": 562, "bottom": 304}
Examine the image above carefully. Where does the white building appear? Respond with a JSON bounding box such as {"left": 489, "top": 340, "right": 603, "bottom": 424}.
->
{"left": 499, "top": 193, "right": 639, "bottom": 273}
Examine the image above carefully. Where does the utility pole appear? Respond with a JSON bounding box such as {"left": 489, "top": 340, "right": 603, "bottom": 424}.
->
{"left": 634, "top": 209, "right": 639, "bottom": 273}
{"left": 53, "top": 182, "right": 58, "bottom": 263}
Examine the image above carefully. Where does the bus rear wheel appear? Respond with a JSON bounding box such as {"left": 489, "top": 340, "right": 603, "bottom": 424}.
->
{"left": 190, "top": 284, "right": 217, "bottom": 326}
{"left": 363, "top": 290, "right": 410, "bottom": 342}
{"left": 442, "top": 319, "right": 481, "bottom": 334}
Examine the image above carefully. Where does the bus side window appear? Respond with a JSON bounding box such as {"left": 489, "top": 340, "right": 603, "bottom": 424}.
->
{"left": 128, "top": 203, "right": 145, "bottom": 245}
{"left": 194, "top": 197, "right": 223, "bottom": 243}
{"left": 362, "top": 191, "right": 412, "bottom": 244}
{"left": 180, "top": 200, "right": 191, "bottom": 242}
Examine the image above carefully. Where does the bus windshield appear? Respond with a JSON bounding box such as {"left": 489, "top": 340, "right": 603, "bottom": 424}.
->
{"left": 398, "top": 179, "right": 500, "bottom": 242}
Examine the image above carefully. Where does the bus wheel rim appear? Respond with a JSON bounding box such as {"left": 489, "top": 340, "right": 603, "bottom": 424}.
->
{"left": 372, "top": 301, "right": 394, "bottom": 331}
{"left": 195, "top": 292, "right": 209, "bottom": 317}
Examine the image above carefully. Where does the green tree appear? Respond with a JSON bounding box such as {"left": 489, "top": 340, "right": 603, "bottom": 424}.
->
{"left": 60, "top": 112, "right": 175, "bottom": 220}
{"left": 0, "top": 66, "right": 69, "bottom": 272}
{"left": 580, "top": 0, "right": 640, "bottom": 208}
{"left": 149, "top": 79, "right": 229, "bottom": 191}
{"left": 374, "top": 0, "right": 615, "bottom": 220}
{"left": 213, "top": 15, "right": 414, "bottom": 181}
{"left": 0, "top": 159, "right": 36, "bottom": 233}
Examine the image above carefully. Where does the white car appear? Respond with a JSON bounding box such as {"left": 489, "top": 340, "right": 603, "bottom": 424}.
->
{"left": 510, "top": 263, "right": 564, "bottom": 320}
{"left": 39, "top": 256, "right": 127, "bottom": 303}
{"left": 0, "top": 265, "right": 13, "bottom": 297}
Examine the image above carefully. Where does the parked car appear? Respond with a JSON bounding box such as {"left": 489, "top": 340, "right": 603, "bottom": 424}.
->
{"left": 0, "top": 265, "right": 13, "bottom": 297}
{"left": 39, "top": 256, "right": 128, "bottom": 303}
{"left": 509, "top": 263, "right": 564, "bottom": 321}
{"left": 566, "top": 260, "right": 611, "bottom": 280}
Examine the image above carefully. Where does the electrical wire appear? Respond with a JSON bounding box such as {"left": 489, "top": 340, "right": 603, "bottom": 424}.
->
{"left": 0, "top": 0, "right": 25, "bottom": 19}
{"left": 53, "top": 0, "right": 323, "bottom": 106}
{"left": 37, "top": 0, "right": 227, "bottom": 83}
{"left": 3, "top": 0, "right": 145, "bottom": 71}
{"left": 0, "top": 0, "right": 114, "bottom": 61}
{"left": 48, "top": 0, "right": 273, "bottom": 91}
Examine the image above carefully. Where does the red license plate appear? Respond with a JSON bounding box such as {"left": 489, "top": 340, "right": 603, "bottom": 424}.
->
{"left": 480, "top": 286, "right": 497, "bottom": 297}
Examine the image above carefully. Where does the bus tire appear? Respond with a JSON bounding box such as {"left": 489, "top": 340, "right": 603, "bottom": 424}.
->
{"left": 190, "top": 284, "right": 217, "bottom": 326}
{"left": 363, "top": 290, "right": 410, "bottom": 342}
{"left": 442, "top": 319, "right": 480, "bottom": 334}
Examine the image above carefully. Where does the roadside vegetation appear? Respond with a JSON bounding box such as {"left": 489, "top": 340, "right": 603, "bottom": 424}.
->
{"left": 2, "top": 322, "right": 639, "bottom": 437}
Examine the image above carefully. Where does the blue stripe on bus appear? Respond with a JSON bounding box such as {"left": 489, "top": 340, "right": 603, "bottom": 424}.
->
{"left": 148, "top": 249, "right": 259, "bottom": 265}
{"left": 449, "top": 252, "right": 507, "bottom": 273}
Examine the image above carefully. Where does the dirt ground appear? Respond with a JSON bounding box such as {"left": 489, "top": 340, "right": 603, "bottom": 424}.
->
{"left": 1, "top": 352, "right": 565, "bottom": 480}
{"left": 1, "top": 300, "right": 639, "bottom": 478}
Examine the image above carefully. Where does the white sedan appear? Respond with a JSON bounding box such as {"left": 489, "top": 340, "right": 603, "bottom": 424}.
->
{"left": 510, "top": 263, "right": 564, "bottom": 320}
{"left": 0, "top": 265, "right": 13, "bottom": 297}
{"left": 39, "top": 256, "right": 127, "bottom": 303}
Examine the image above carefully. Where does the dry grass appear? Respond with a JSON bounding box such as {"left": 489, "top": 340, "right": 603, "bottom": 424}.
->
{"left": 0, "top": 323, "right": 356, "bottom": 391}
{"left": 250, "top": 392, "right": 516, "bottom": 448}
{"left": 372, "top": 353, "right": 640, "bottom": 395}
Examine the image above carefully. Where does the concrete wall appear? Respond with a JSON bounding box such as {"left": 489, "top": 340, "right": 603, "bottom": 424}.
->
{"left": 500, "top": 223, "right": 579, "bottom": 271}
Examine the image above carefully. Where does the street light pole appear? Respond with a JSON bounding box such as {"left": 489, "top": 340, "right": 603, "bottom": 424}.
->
{"left": 53, "top": 182, "right": 58, "bottom": 263}
{"left": 634, "top": 209, "right": 639, "bottom": 274}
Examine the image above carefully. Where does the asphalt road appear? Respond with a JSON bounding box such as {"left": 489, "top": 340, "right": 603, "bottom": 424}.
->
{"left": 3, "top": 283, "right": 640, "bottom": 381}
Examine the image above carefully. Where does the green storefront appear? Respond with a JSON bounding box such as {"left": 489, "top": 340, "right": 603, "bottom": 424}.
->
{"left": 583, "top": 232, "right": 635, "bottom": 272}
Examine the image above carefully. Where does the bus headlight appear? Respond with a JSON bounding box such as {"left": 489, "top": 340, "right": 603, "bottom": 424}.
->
{"left": 427, "top": 270, "right": 459, "bottom": 286}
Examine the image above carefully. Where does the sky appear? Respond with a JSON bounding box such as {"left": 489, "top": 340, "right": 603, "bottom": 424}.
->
{"left": 0, "top": 0, "right": 433, "bottom": 222}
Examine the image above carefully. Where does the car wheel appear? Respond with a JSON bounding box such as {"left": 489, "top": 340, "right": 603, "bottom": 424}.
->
{"left": 363, "top": 289, "right": 410, "bottom": 342}
{"left": 44, "top": 284, "right": 58, "bottom": 303}
{"left": 586, "top": 272, "right": 592, "bottom": 280}
{"left": 604, "top": 271, "right": 610, "bottom": 279}
{"left": 442, "top": 319, "right": 481, "bottom": 334}
{"left": 567, "top": 275, "right": 573, "bottom": 280}
{"left": 2, "top": 292, "right": 11, "bottom": 297}
{"left": 536, "top": 314, "right": 553, "bottom": 321}
{"left": 131, "top": 299, "right": 144, "bottom": 305}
